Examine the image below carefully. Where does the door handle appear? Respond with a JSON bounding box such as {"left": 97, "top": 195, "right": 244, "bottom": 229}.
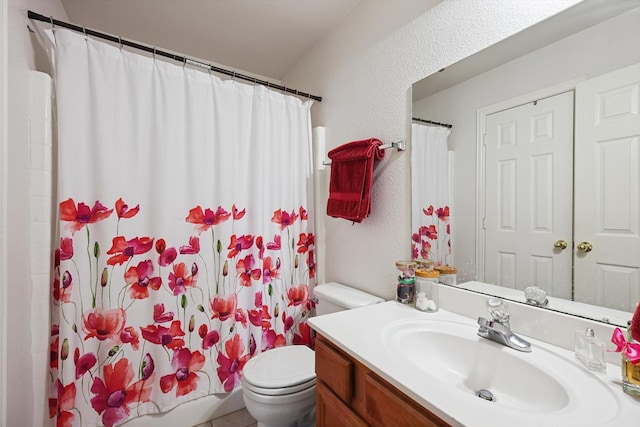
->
{"left": 553, "top": 240, "right": 568, "bottom": 250}
{"left": 577, "top": 242, "right": 593, "bottom": 252}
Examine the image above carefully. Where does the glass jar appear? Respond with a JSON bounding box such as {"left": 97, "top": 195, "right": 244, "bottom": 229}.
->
{"left": 435, "top": 265, "right": 457, "bottom": 286}
{"left": 415, "top": 258, "right": 434, "bottom": 276}
{"left": 415, "top": 270, "right": 439, "bottom": 312}
{"left": 396, "top": 260, "right": 416, "bottom": 304}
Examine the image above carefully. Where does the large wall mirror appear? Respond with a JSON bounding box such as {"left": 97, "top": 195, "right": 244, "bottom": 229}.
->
{"left": 411, "top": 0, "right": 640, "bottom": 327}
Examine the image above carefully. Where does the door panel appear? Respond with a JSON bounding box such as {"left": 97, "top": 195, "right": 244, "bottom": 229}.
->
{"left": 574, "top": 62, "right": 640, "bottom": 311}
{"left": 484, "top": 91, "right": 574, "bottom": 298}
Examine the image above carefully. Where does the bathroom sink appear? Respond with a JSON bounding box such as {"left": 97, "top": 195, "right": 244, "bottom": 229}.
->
{"left": 381, "top": 318, "right": 620, "bottom": 425}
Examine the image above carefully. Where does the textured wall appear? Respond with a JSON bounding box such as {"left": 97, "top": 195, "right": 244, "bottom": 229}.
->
{"left": 283, "top": 0, "right": 582, "bottom": 301}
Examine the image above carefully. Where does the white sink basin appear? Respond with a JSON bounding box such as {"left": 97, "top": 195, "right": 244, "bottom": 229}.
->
{"left": 381, "top": 318, "right": 621, "bottom": 425}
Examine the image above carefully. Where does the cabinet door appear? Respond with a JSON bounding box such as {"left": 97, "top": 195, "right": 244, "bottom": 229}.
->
{"left": 315, "top": 337, "right": 354, "bottom": 403}
{"left": 317, "top": 381, "right": 368, "bottom": 427}
{"left": 365, "top": 374, "right": 448, "bottom": 427}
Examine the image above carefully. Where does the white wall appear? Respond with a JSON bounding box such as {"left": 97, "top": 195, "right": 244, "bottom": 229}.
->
{"left": 412, "top": 7, "right": 640, "bottom": 284}
{"left": 283, "top": 0, "right": 582, "bottom": 302}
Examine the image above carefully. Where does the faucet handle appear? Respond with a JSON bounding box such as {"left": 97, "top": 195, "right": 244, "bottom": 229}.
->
{"left": 477, "top": 316, "right": 508, "bottom": 333}
{"left": 477, "top": 316, "right": 491, "bottom": 328}
{"left": 524, "top": 286, "right": 549, "bottom": 307}
{"left": 486, "top": 297, "right": 510, "bottom": 324}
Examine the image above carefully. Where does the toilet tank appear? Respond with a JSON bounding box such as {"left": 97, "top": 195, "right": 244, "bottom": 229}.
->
{"left": 314, "top": 282, "right": 384, "bottom": 315}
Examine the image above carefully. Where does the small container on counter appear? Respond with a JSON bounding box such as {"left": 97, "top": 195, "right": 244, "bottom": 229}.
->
{"left": 396, "top": 260, "right": 416, "bottom": 304}
{"left": 435, "top": 265, "right": 457, "bottom": 286}
{"left": 415, "top": 258, "right": 434, "bottom": 276}
{"left": 621, "top": 321, "right": 640, "bottom": 397}
{"left": 574, "top": 328, "right": 606, "bottom": 374}
{"left": 415, "top": 269, "right": 439, "bottom": 312}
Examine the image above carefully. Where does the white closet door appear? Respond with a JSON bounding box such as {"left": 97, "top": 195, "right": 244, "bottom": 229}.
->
{"left": 484, "top": 91, "right": 574, "bottom": 297}
{"left": 574, "top": 62, "right": 640, "bottom": 311}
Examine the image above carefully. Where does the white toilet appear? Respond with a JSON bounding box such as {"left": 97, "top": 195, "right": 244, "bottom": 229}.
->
{"left": 241, "top": 282, "right": 384, "bottom": 427}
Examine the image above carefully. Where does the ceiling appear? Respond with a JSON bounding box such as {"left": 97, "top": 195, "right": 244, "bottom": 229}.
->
{"left": 59, "top": 0, "right": 361, "bottom": 81}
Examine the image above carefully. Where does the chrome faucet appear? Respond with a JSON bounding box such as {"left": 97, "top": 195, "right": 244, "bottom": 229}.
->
{"left": 477, "top": 298, "right": 531, "bottom": 352}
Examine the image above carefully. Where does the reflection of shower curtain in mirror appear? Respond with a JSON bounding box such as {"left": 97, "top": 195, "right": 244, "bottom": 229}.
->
{"left": 411, "top": 124, "right": 451, "bottom": 266}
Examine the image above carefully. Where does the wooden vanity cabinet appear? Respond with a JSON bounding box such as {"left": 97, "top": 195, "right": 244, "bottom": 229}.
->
{"left": 315, "top": 334, "right": 450, "bottom": 427}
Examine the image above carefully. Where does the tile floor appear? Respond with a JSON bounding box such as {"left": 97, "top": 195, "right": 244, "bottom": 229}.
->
{"left": 194, "top": 408, "right": 257, "bottom": 427}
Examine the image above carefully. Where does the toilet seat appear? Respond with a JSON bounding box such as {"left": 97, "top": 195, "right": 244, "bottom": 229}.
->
{"left": 242, "top": 345, "right": 316, "bottom": 396}
{"left": 243, "top": 376, "right": 316, "bottom": 396}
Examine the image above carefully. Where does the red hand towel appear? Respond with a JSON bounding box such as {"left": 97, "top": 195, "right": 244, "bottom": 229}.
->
{"left": 326, "top": 138, "right": 385, "bottom": 222}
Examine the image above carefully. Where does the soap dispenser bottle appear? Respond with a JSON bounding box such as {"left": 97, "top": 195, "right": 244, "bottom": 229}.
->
{"left": 574, "top": 328, "right": 606, "bottom": 373}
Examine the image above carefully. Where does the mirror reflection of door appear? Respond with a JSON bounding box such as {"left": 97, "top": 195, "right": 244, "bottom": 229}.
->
{"left": 574, "top": 62, "right": 640, "bottom": 311}
{"left": 483, "top": 62, "right": 640, "bottom": 311}
{"left": 484, "top": 91, "right": 574, "bottom": 299}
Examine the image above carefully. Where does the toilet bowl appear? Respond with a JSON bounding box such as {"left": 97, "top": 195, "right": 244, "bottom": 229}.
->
{"left": 241, "top": 282, "right": 384, "bottom": 427}
{"left": 242, "top": 345, "right": 316, "bottom": 427}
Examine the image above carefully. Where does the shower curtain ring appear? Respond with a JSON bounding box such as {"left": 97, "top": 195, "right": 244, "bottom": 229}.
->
{"left": 49, "top": 16, "right": 55, "bottom": 29}
{"left": 82, "top": 26, "right": 87, "bottom": 38}
{"left": 118, "top": 36, "right": 123, "bottom": 50}
{"left": 152, "top": 47, "right": 156, "bottom": 60}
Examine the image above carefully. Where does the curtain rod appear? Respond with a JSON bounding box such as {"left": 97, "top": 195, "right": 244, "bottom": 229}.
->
{"left": 27, "top": 10, "right": 323, "bottom": 102}
{"left": 412, "top": 117, "right": 452, "bottom": 129}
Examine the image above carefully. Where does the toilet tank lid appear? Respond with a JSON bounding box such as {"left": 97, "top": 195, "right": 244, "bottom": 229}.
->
{"left": 314, "top": 282, "right": 384, "bottom": 309}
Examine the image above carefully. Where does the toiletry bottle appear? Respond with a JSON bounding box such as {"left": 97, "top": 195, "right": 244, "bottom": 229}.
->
{"left": 621, "top": 321, "right": 640, "bottom": 396}
{"left": 574, "top": 328, "right": 606, "bottom": 374}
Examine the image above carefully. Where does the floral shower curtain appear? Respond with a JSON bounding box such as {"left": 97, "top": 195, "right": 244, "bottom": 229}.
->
{"left": 48, "top": 29, "right": 315, "bottom": 427}
{"left": 411, "top": 123, "right": 452, "bottom": 265}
